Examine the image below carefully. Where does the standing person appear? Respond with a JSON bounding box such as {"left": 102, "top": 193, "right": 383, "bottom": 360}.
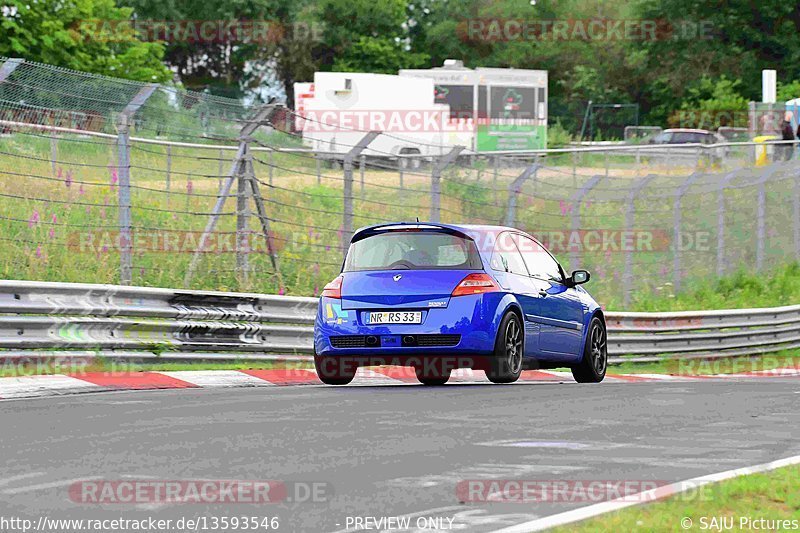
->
{"left": 781, "top": 111, "right": 795, "bottom": 161}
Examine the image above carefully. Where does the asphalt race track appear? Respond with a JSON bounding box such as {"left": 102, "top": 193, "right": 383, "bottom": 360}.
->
{"left": 1, "top": 378, "right": 799, "bottom": 532}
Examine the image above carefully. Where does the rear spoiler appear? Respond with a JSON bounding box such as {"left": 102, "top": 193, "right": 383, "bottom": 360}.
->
{"left": 350, "top": 223, "right": 475, "bottom": 244}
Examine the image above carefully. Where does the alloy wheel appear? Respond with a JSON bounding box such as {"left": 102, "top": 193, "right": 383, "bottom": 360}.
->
{"left": 591, "top": 322, "right": 607, "bottom": 374}
{"left": 505, "top": 318, "right": 523, "bottom": 374}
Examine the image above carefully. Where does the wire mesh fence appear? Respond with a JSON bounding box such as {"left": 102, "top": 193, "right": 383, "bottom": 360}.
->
{"left": 1, "top": 56, "right": 799, "bottom": 310}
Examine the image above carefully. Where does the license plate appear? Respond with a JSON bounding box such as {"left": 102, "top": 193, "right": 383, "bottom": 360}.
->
{"left": 367, "top": 311, "right": 422, "bottom": 325}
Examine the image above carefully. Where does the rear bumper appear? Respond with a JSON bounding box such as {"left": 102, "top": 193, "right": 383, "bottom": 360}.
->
{"left": 314, "top": 293, "right": 505, "bottom": 358}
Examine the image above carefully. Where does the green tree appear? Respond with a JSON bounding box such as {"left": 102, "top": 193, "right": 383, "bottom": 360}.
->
{"left": 331, "top": 36, "right": 428, "bottom": 73}
{"left": 671, "top": 76, "right": 749, "bottom": 129}
{"left": 778, "top": 80, "right": 800, "bottom": 102}
{"left": 0, "top": 0, "right": 170, "bottom": 82}
{"left": 316, "top": 0, "right": 428, "bottom": 73}
{"left": 635, "top": 0, "right": 800, "bottom": 123}
{"left": 119, "top": 0, "right": 284, "bottom": 95}
{"left": 408, "top": 0, "right": 648, "bottom": 134}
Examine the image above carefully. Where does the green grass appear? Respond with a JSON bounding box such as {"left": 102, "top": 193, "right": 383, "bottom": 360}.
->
{"left": 552, "top": 464, "right": 800, "bottom": 532}
{"left": 0, "top": 129, "right": 797, "bottom": 311}
{"left": 605, "top": 350, "right": 800, "bottom": 375}
{"left": 627, "top": 263, "right": 800, "bottom": 312}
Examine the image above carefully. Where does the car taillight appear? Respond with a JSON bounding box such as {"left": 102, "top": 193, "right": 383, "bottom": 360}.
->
{"left": 321, "top": 276, "right": 343, "bottom": 299}
{"left": 451, "top": 273, "right": 501, "bottom": 297}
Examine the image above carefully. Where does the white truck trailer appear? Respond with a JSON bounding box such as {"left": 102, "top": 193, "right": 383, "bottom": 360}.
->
{"left": 293, "top": 72, "right": 472, "bottom": 159}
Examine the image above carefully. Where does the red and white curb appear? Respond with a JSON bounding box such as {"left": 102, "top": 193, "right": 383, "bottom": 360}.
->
{"left": 0, "top": 367, "right": 797, "bottom": 401}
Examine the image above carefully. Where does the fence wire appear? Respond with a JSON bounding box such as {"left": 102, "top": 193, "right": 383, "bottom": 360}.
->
{"left": 1, "top": 57, "right": 799, "bottom": 309}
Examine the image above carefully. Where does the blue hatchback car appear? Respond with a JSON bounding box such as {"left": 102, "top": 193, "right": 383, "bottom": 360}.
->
{"left": 314, "top": 222, "right": 607, "bottom": 385}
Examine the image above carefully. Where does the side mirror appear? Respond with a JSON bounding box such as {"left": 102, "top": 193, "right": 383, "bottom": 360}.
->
{"left": 569, "top": 270, "right": 590, "bottom": 287}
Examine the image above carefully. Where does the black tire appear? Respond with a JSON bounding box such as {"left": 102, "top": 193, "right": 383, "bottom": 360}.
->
{"left": 571, "top": 316, "right": 607, "bottom": 383}
{"left": 314, "top": 354, "right": 356, "bottom": 385}
{"left": 415, "top": 366, "right": 451, "bottom": 386}
{"left": 487, "top": 312, "right": 524, "bottom": 384}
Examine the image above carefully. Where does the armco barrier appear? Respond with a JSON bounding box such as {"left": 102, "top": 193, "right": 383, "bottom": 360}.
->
{"left": 0, "top": 280, "right": 316, "bottom": 358}
{"left": 0, "top": 280, "right": 796, "bottom": 364}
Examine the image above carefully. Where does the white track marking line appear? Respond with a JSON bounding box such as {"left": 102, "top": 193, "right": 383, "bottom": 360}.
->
{"left": 2, "top": 477, "right": 102, "bottom": 495}
{"left": 158, "top": 370, "right": 273, "bottom": 388}
{"left": 488, "top": 454, "right": 800, "bottom": 533}
{"left": 0, "top": 472, "right": 45, "bottom": 487}
{"left": 0, "top": 375, "right": 99, "bottom": 398}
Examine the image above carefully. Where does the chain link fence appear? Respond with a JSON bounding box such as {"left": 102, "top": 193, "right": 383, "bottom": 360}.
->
{"left": 1, "top": 56, "right": 799, "bottom": 310}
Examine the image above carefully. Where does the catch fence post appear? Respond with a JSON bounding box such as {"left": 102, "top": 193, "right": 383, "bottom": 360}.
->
{"left": 673, "top": 172, "right": 703, "bottom": 292}
{"left": 184, "top": 105, "right": 278, "bottom": 287}
{"left": 115, "top": 82, "right": 158, "bottom": 285}
{"left": 50, "top": 134, "right": 58, "bottom": 178}
{"left": 622, "top": 174, "right": 656, "bottom": 308}
{"left": 795, "top": 169, "right": 800, "bottom": 260}
{"left": 493, "top": 155, "right": 500, "bottom": 206}
{"left": 399, "top": 160, "right": 404, "bottom": 189}
{"left": 218, "top": 148, "right": 225, "bottom": 189}
{"left": 342, "top": 132, "right": 380, "bottom": 251}
{"left": 715, "top": 170, "right": 739, "bottom": 278}
{"left": 572, "top": 150, "right": 577, "bottom": 190}
{"left": 430, "top": 146, "right": 464, "bottom": 223}
{"left": 268, "top": 149, "right": 274, "bottom": 186}
{"left": 755, "top": 165, "right": 779, "bottom": 271}
{"left": 360, "top": 154, "right": 366, "bottom": 200}
{"left": 505, "top": 164, "right": 538, "bottom": 227}
{"left": 116, "top": 115, "right": 133, "bottom": 285}
{"left": 569, "top": 175, "right": 603, "bottom": 272}
{"left": 236, "top": 146, "right": 251, "bottom": 283}
{"left": 165, "top": 145, "right": 172, "bottom": 205}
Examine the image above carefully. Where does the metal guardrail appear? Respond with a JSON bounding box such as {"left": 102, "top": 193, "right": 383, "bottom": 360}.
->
{"left": 0, "top": 280, "right": 316, "bottom": 359}
{"left": 0, "top": 280, "right": 795, "bottom": 364}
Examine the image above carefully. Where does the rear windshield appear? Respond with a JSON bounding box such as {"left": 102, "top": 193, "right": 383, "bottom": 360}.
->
{"left": 344, "top": 231, "right": 483, "bottom": 272}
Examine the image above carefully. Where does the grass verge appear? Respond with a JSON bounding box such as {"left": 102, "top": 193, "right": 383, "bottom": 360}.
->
{"left": 627, "top": 263, "right": 800, "bottom": 312}
{"left": 606, "top": 350, "right": 800, "bottom": 376}
{"left": 552, "top": 464, "right": 800, "bottom": 532}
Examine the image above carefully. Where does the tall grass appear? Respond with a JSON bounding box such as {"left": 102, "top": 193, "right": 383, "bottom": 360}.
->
{"left": 0, "top": 128, "right": 796, "bottom": 311}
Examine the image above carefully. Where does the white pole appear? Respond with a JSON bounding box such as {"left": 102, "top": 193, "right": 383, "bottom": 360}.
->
{"left": 763, "top": 70, "right": 777, "bottom": 104}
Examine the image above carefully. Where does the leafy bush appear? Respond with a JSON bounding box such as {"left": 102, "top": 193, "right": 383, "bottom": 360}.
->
{"left": 669, "top": 76, "right": 749, "bottom": 130}
{"left": 547, "top": 120, "right": 574, "bottom": 148}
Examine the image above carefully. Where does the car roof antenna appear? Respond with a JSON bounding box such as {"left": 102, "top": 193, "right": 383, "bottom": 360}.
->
{"left": 416, "top": 217, "right": 420, "bottom": 223}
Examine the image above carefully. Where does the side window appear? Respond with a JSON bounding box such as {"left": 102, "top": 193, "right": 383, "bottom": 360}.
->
{"left": 516, "top": 234, "right": 562, "bottom": 282}
{"left": 490, "top": 232, "right": 528, "bottom": 275}
{"left": 653, "top": 132, "right": 671, "bottom": 144}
